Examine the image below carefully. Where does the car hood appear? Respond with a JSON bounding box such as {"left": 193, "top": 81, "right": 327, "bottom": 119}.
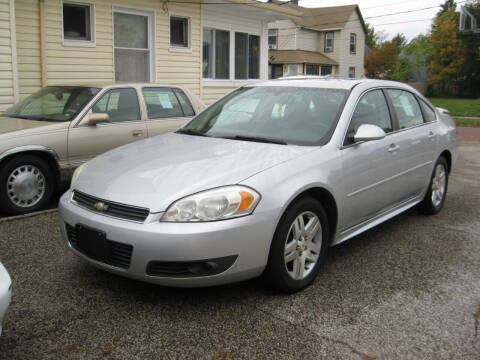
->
{"left": 75, "top": 133, "right": 313, "bottom": 213}
{"left": 0, "top": 117, "right": 57, "bottom": 135}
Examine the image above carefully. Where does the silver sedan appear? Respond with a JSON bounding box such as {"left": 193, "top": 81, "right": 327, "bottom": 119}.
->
{"left": 58, "top": 78, "right": 457, "bottom": 293}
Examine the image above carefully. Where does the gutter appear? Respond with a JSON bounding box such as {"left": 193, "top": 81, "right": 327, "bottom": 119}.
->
{"left": 39, "top": 0, "right": 47, "bottom": 87}
{"left": 225, "top": 0, "right": 303, "bottom": 17}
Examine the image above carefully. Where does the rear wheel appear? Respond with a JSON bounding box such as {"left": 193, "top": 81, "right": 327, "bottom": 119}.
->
{"left": 263, "top": 197, "right": 329, "bottom": 293}
{"left": 0, "top": 155, "right": 55, "bottom": 215}
{"left": 417, "top": 157, "right": 449, "bottom": 215}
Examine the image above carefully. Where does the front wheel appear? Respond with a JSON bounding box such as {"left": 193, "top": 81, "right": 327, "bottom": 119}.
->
{"left": 263, "top": 197, "right": 329, "bottom": 293}
{"left": 0, "top": 155, "right": 55, "bottom": 215}
{"left": 417, "top": 157, "right": 449, "bottom": 215}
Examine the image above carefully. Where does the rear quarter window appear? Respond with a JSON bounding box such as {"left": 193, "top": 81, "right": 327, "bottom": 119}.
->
{"left": 419, "top": 99, "right": 436, "bottom": 122}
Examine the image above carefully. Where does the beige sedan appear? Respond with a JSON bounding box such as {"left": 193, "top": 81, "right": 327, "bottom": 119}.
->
{"left": 0, "top": 83, "right": 205, "bottom": 215}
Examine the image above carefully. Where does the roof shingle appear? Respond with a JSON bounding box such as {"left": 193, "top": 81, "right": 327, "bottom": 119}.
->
{"left": 269, "top": 50, "right": 338, "bottom": 65}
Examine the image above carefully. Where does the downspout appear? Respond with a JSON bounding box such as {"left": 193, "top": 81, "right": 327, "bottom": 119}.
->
{"left": 199, "top": 0, "right": 203, "bottom": 100}
{"left": 294, "top": 26, "right": 297, "bottom": 49}
{"left": 39, "top": 0, "right": 47, "bottom": 87}
{"left": 9, "top": 0, "right": 19, "bottom": 102}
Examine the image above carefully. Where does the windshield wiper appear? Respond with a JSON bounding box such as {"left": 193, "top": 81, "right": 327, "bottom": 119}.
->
{"left": 223, "top": 135, "right": 287, "bottom": 145}
{"left": 175, "top": 128, "right": 211, "bottom": 137}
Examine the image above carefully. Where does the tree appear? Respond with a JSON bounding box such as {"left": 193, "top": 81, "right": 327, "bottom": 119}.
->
{"left": 391, "top": 33, "right": 407, "bottom": 53}
{"left": 365, "top": 23, "right": 378, "bottom": 49}
{"left": 365, "top": 41, "right": 399, "bottom": 79}
{"left": 436, "top": 0, "right": 455, "bottom": 17}
{"left": 391, "top": 58, "right": 414, "bottom": 82}
{"left": 429, "top": 8, "right": 466, "bottom": 95}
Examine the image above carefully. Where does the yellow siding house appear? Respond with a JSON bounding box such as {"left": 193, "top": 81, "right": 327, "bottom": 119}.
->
{"left": 0, "top": 0, "right": 299, "bottom": 111}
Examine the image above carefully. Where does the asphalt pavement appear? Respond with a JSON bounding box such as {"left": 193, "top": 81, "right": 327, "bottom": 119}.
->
{"left": 0, "top": 142, "right": 479, "bottom": 359}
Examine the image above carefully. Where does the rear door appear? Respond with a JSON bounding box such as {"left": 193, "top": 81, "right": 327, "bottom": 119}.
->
{"left": 68, "top": 87, "right": 147, "bottom": 165}
{"left": 384, "top": 89, "right": 437, "bottom": 203}
{"left": 141, "top": 87, "right": 195, "bottom": 137}
{"left": 340, "top": 89, "right": 399, "bottom": 230}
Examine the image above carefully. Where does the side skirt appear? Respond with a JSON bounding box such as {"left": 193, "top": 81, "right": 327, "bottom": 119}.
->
{"left": 331, "top": 195, "right": 423, "bottom": 246}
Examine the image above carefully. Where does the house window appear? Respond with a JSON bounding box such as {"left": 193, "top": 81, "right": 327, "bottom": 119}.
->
{"left": 63, "top": 2, "right": 95, "bottom": 46}
{"left": 349, "top": 67, "right": 355, "bottom": 79}
{"left": 203, "top": 28, "right": 230, "bottom": 79}
{"left": 321, "top": 65, "right": 332, "bottom": 75}
{"left": 114, "top": 9, "right": 154, "bottom": 82}
{"left": 350, "top": 33, "right": 357, "bottom": 54}
{"left": 268, "top": 29, "right": 278, "bottom": 49}
{"left": 235, "top": 33, "right": 260, "bottom": 80}
{"left": 287, "top": 64, "right": 298, "bottom": 76}
{"left": 270, "top": 64, "right": 283, "bottom": 79}
{"left": 324, "top": 32, "right": 334, "bottom": 52}
{"left": 305, "top": 64, "right": 319, "bottom": 75}
{"left": 170, "top": 16, "right": 191, "bottom": 50}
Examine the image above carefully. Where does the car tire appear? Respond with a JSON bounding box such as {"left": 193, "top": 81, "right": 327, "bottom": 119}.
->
{"left": 263, "top": 197, "right": 329, "bottom": 293}
{"left": 416, "top": 157, "right": 449, "bottom": 215}
{"left": 0, "top": 155, "right": 55, "bottom": 216}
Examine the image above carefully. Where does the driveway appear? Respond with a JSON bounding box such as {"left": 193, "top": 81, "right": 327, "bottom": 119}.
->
{"left": 0, "top": 143, "right": 479, "bottom": 359}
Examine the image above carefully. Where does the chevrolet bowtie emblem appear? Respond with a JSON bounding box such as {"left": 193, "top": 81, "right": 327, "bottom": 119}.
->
{"left": 94, "top": 202, "right": 109, "bottom": 212}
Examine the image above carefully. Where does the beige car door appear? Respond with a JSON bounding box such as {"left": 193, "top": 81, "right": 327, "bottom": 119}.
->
{"left": 68, "top": 87, "right": 147, "bottom": 165}
{"left": 141, "top": 87, "right": 195, "bottom": 137}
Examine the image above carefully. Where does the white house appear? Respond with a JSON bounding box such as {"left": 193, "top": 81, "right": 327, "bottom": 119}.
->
{"left": 268, "top": 3, "right": 367, "bottom": 79}
{"left": 0, "top": 0, "right": 301, "bottom": 111}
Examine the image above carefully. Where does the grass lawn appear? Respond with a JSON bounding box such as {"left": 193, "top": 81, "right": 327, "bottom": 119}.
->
{"left": 428, "top": 98, "right": 480, "bottom": 117}
{"left": 454, "top": 117, "right": 480, "bottom": 128}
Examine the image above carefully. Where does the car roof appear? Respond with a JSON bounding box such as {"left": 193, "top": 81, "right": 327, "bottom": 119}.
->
{"left": 252, "top": 76, "right": 412, "bottom": 91}
{"left": 47, "top": 83, "right": 188, "bottom": 90}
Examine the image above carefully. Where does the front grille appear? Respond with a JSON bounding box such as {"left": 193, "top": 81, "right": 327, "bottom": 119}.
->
{"left": 66, "top": 223, "right": 133, "bottom": 269}
{"left": 72, "top": 190, "right": 150, "bottom": 222}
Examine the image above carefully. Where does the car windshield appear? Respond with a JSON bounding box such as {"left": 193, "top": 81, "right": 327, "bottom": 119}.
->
{"left": 1, "top": 86, "right": 101, "bottom": 122}
{"left": 180, "top": 86, "right": 348, "bottom": 146}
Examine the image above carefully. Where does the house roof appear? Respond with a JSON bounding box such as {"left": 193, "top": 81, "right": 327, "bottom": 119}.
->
{"left": 269, "top": 50, "right": 338, "bottom": 65}
{"left": 281, "top": 4, "right": 367, "bottom": 33}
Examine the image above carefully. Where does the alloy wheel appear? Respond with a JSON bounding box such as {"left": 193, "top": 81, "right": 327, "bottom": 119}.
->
{"left": 431, "top": 163, "right": 446, "bottom": 207}
{"left": 284, "top": 211, "right": 322, "bottom": 280}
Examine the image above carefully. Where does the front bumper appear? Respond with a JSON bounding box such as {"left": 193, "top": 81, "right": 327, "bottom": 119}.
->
{"left": 0, "top": 263, "right": 12, "bottom": 336}
{"left": 58, "top": 190, "right": 277, "bottom": 287}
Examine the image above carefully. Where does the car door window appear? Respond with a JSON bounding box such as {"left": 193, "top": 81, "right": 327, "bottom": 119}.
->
{"left": 347, "top": 89, "right": 392, "bottom": 144}
{"left": 142, "top": 88, "right": 185, "bottom": 119}
{"left": 386, "top": 89, "right": 423, "bottom": 129}
{"left": 92, "top": 88, "right": 141, "bottom": 123}
{"left": 419, "top": 99, "right": 436, "bottom": 122}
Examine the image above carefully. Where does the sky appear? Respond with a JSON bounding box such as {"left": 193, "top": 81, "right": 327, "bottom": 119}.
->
{"left": 298, "top": 0, "right": 451, "bottom": 40}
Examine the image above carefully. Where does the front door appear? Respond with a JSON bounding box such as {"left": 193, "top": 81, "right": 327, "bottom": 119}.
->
{"left": 68, "top": 87, "right": 147, "bottom": 165}
{"left": 340, "top": 89, "right": 398, "bottom": 230}
{"left": 113, "top": 8, "right": 154, "bottom": 82}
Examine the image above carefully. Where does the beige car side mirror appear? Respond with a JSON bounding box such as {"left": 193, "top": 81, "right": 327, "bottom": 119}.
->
{"left": 86, "top": 113, "right": 109, "bottom": 126}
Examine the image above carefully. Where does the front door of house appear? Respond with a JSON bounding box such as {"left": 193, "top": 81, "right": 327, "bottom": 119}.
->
{"left": 113, "top": 8, "right": 154, "bottom": 82}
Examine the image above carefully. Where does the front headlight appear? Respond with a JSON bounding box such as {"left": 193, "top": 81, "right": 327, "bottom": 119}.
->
{"left": 70, "top": 163, "right": 86, "bottom": 188}
{"left": 161, "top": 185, "right": 261, "bottom": 222}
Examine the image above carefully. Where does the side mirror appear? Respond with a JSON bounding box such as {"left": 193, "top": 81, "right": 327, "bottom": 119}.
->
{"left": 85, "top": 113, "right": 109, "bottom": 126}
{"left": 353, "top": 124, "right": 386, "bottom": 143}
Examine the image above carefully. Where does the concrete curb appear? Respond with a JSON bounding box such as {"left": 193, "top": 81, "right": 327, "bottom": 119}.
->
{"left": 0, "top": 208, "right": 58, "bottom": 223}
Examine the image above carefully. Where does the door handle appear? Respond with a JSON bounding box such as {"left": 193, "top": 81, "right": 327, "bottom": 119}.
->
{"left": 132, "top": 130, "right": 143, "bottom": 137}
{"left": 428, "top": 131, "right": 435, "bottom": 139}
{"left": 388, "top": 144, "right": 400, "bottom": 153}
